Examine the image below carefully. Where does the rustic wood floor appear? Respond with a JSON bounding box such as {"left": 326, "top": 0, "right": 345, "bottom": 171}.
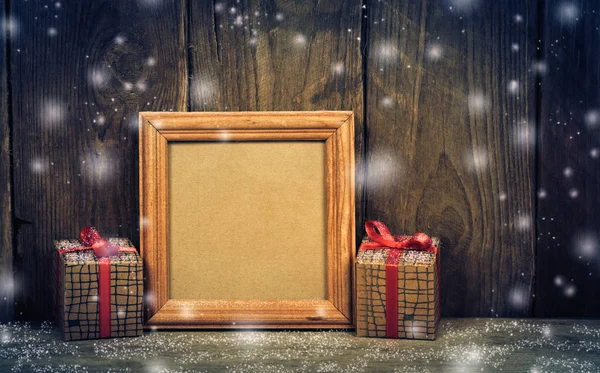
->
{"left": 1, "top": 319, "right": 599, "bottom": 372}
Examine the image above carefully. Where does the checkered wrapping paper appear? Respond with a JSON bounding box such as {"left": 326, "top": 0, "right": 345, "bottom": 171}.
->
{"left": 53, "top": 238, "right": 143, "bottom": 341}
{"left": 356, "top": 238, "right": 440, "bottom": 340}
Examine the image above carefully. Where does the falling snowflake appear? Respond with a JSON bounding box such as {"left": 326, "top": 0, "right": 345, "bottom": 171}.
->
{"left": 464, "top": 147, "right": 488, "bottom": 172}
{"left": 30, "top": 158, "right": 47, "bottom": 174}
{"left": 47, "top": 27, "right": 58, "bottom": 37}
{"left": 532, "top": 61, "right": 548, "bottom": 75}
{"left": 563, "top": 167, "right": 573, "bottom": 178}
{"left": 556, "top": 2, "right": 579, "bottom": 25}
{"left": 379, "top": 96, "right": 394, "bottom": 108}
{"left": 447, "top": 0, "right": 481, "bottom": 13}
{"left": 568, "top": 188, "right": 579, "bottom": 199}
{"left": 516, "top": 215, "right": 532, "bottom": 231}
{"left": 538, "top": 188, "right": 548, "bottom": 199}
{"left": 507, "top": 80, "right": 519, "bottom": 95}
{"left": 114, "top": 34, "right": 126, "bottom": 45}
{"left": 426, "top": 43, "right": 443, "bottom": 61}
{"left": 375, "top": 41, "right": 399, "bottom": 62}
{"left": 332, "top": 62, "right": 345, "bottom": 75}
{"left": 584, "top": 109, "right": 599, "bottom": 130}
{"left": 564, "top": 284, "right": 577, "bottom": 297}
{"left": 88, "top": 66, "right": 110, "bottom": 89}
{"left": 1, "top": 16, "right": 19, "bottom": 38}
{"left": 508, "top": 287, "right": 528, "bottom": 309}
{"left": 293, "top": 33, "right": 307, "bottom": 46}
{"left": 467, "top": 92, "right": 487, "bottom": 114}
{"left": 40, "top": 99, "right": 65, "bottom": 125}
{"left": 572, "top": 231, "right": 599, "bottom": 260}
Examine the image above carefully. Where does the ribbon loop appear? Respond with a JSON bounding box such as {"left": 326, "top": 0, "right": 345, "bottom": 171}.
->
{"left": 364, "top": 220, "right": 433, "bottom": 251}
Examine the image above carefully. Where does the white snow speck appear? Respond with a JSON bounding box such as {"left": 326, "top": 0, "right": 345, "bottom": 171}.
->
{"left": 293, "top": 33, "right": 307, "bottom": 46}
{"left": 375, "top": 41, "right": 398, "bottom": 62}
{"left": 511, "top": 43, "right": 520, "bottom": 52}
{"left": 507, "top": 80, "right": 519, "bottom": 95}
{"left": 114, "top": 34, "right": 126, "bottom": 45}
{"left": 516, "top": 215, "right": 531, "bottom": 231}
{"left": 563, "top": 283, "right": 577, "bottom": 297}
{"left": 572, "top": 231, "right": 599, "bottom": 260}
{"left": 554, "top": 275, "right": 566, "bottom": 287}
{"left": 214, "top": 2, "right": 224, "bottom": 13}
{"left": 508, "top": 287, "right": 528, "bottom": 309}
{"left": 590, "top": 148, "right": 599, "bottom": 159}
{"left": 40, "top": 99, "right": 65, "bottom": 125}
{"left": 426, "top": 43, "right": 443, "bottom": 61}
{"left": 584, "top": 109, "right": 599, "bottom": 130}
{"left": 563, "top": 167, "right": 573, "bottom": 178}
{"left": 47, "top": 27, "right": 57, "bottom": 37}
{"left": 556, "top": 2, "right": 579, "bottom": 25}
{"left": 532, "top": 60, "right": 548, "bottom": 75}
{"left": 332, "top": 61, "right": 345, "bottom": 75}
{"left": 1, "top": 16, "right": 19, "bottom": 38}
{"left": 275, "top": 12, "right": 284, "bottom": 21}
{"left": 467, "top": 92, "right": 487, "bottom": 114}
{"left": 514, "top": 14, "right": 524, "bottom": 23}
{"left": 31, "top": 158, "right": 47, "bottom": 174}
{"left": 464, "top": 147, "right": 488, "bottom": 172}
{"left": 568, "top": 188, "right": 579, "bottom": 199}
{"left": 538, "top": 188, "right": 547, "bottom": 199}
{"left": 379, "top": 96, "right": 394, "bottom": 108}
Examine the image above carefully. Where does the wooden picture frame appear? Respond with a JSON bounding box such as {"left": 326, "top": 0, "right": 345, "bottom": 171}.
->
{"left": 139, "top": 111, "right": 355, "bottom": 329}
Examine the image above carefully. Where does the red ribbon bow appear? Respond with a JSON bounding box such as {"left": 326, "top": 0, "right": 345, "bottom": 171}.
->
{"left": 56, "top": 227, "right": 137, "bottom": 339}
{"left": 359, "top": 220, "right": 435, "bottom": 338}
{"left": 362, "top": 220, "right": 434, "bottom": 251}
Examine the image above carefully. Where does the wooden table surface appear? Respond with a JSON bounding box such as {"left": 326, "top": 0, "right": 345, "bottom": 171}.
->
{"left": 1, "top": 318, "right": 599, "bottom": 372}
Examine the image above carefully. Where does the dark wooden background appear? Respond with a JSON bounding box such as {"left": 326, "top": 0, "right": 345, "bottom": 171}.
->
{"left": 0, "top": 0, "right": 598, "bottom": 321}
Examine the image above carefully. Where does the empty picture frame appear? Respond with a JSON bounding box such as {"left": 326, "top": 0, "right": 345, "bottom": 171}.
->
{"left": 139, "top": 111, "right": 355, "bottom": 329}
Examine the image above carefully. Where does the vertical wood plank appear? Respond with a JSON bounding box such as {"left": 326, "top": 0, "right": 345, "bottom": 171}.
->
{"left": 0, "top": 0, "right": 14, "bottom": 321}
{"left": 10, "top": 0, "right": 187, "bottom": 318}
{"left": 187, "top": 0, "right": 365, "bottom": 249}
{"left": 365, "top": 0, "right": 537, "bottom": 316}
{"left": 536, "top": 0, "right": 600, "bottom": 316}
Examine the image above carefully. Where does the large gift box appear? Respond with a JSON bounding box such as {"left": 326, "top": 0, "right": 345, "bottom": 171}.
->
{"left": 53, "top": 227, "right": 143, "bottom": 341}
{"left": 356, "top": 220, "right": 440, "bottom": 340}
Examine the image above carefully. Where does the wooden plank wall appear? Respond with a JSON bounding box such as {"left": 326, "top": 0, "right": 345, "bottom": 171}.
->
{"left": 536, "top": 0, "right": 600, "bottom": 317}
{"left": 0, "top": 0, "right": 598, "bottom": 320}
{"left": 8, "top": 0, "right": 186, "bottom": 319}
{"left": 0, "top": 0, "right": 13, "bottom": 321}
{"left": 365, "top": 0, "right": 537, "bottom": 317}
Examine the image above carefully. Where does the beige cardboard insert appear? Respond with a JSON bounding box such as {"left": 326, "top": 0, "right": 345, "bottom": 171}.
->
{"left": 168, "top": 141, "right": 327, "bottom": 300}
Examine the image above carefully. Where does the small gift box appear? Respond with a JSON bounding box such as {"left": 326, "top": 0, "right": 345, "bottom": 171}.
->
{"left": 53, "top": 227, "right": 143, "bottom": 341}
{"left": 355, "top": 220, "right": 440, "bottom": 340}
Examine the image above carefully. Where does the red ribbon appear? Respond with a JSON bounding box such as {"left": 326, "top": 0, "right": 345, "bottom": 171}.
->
{"left": 360, "top": 220, "right": 436, "bottom": 338}
{"left": 55, "top": 227, "right": 137, "bottom": 339}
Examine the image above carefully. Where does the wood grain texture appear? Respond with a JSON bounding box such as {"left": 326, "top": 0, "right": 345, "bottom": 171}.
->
{"left": 365, "top": 0, "right": 537, "bottom": 316}
{"left": 187, "top": 0, "right": 366, "bottom": 254}
{"left": 139, "top": 111, "right": 354, "bottom": 328}
{"left": 535, "top": 0, "right": 600, "bottom": 316}
{"left": 0, "top": 0, "right": 13, "bottom": 322}
{"left": 10, "top": 0, "right": 187, "bottom": 319}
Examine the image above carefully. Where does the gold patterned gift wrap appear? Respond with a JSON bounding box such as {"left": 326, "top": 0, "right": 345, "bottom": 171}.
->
{"left": 355, "top": 220, "right": 440, "bottom": 340}
{"left": 53, "top": 227, "right": 143, "bottom": 341}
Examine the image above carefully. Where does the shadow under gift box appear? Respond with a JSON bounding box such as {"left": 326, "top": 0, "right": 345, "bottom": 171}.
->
{"left": 355, "top": 237, "right": 441, "bottom": 340}
{"left": 53, "top": 238, "right": 143, "bottom": 341}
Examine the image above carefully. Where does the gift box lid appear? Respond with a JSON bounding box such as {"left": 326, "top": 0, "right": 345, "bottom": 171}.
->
{"left": 357, "top": 237, "right": 439, "bottom": 266}
{"left": 54, "top": 238, "right": 140, "bottom": 264}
